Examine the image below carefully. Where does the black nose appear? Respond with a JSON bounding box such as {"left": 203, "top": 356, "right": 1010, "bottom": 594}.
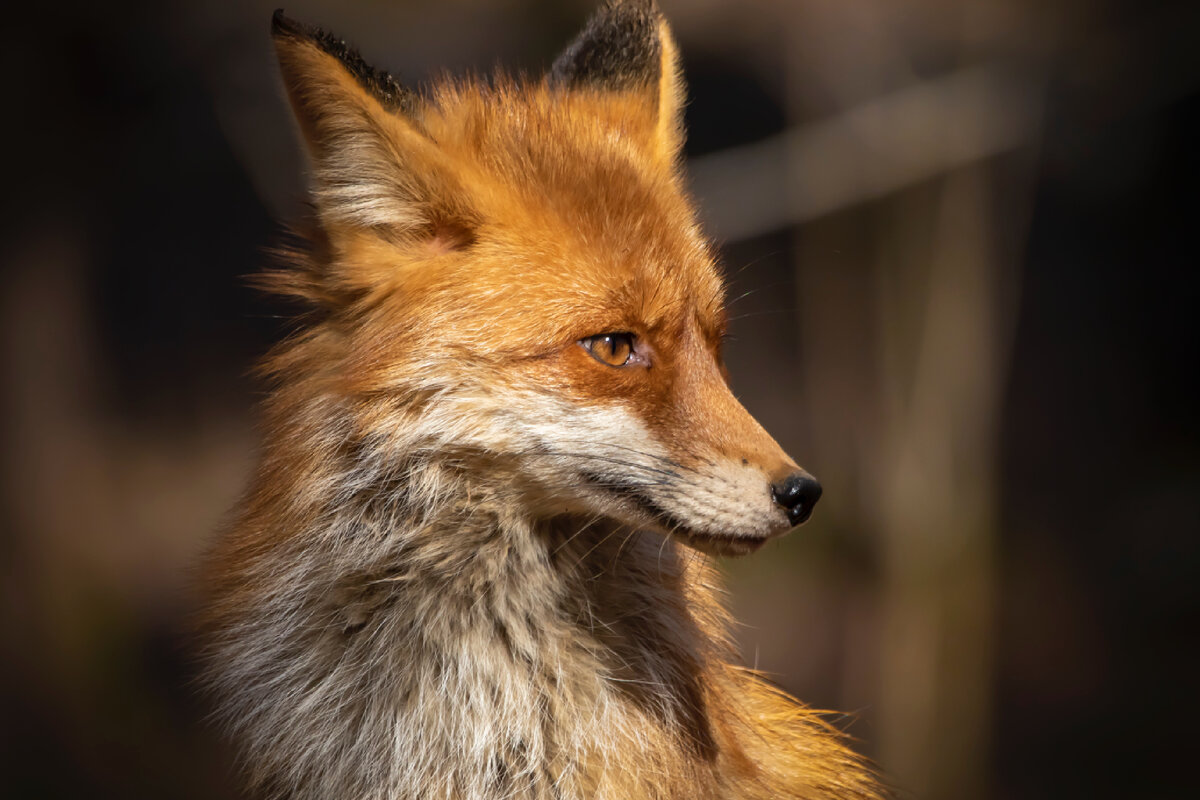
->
{"left": 771, "top": 472, "right": 823, "bottom": 526}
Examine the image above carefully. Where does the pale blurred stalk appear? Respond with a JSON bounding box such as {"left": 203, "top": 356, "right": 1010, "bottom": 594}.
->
{"left": 873, "top": 168, "right": 1002, "bottom": 799}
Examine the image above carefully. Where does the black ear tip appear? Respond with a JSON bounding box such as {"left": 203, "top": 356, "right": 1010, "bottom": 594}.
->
{"left": 551, "top": 0, "right": 666, "bottom": 91}
{"left": 272, "top": 9, "right": 303, "bottom": 38}
{"left": 607, "top": 0, "right": 659, "bottom": 13}
{"left": 603, "top": 0, "right": 660, "bottom": 21}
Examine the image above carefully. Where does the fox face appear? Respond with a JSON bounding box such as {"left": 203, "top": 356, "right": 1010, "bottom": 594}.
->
{"left": 270, "top": 1, "right": 820, "bottom": 557}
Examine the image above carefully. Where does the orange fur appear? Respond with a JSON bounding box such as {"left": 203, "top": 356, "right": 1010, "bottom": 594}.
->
{"left": 199, "top": 3, "right": 887, "bottom": 798}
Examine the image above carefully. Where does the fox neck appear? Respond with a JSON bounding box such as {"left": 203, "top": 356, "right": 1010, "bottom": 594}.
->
{"left": 207, "top": 392, "right": 887, "bottom": 800}
{"left": 236, "top": 423, "right": 732, "bottom": 799}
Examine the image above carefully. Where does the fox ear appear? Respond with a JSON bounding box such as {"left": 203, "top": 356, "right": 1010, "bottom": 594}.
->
{"left": 271, "top": 11, "right": 467, "bottom": 237}
{"left": 550, "top": 0, "right": 686, "bottom": 164}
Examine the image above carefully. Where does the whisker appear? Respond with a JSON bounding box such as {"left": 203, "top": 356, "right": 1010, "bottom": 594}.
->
{"left": 552, "top": 512, "right": 606, "bottom": 555}
{"left": 727, "top": 309, "right": 789, "bottom": 323}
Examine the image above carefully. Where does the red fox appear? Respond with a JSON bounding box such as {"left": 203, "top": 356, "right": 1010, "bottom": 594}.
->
{"left": 200, "top": 2, "right": 885, "bottom": 798}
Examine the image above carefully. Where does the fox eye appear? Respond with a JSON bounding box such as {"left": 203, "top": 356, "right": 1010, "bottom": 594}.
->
{"left": 581, "top": 332, "right": 637, "bottom": 367}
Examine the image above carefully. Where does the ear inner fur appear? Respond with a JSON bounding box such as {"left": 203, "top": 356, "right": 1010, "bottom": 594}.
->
{"left": 272, "top": 17, "right": 477, "bottom": 249}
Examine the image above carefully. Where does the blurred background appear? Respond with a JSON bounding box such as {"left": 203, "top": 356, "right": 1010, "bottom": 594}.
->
{"left": 1, "top": 0, "right": 1196, "bottom": 798}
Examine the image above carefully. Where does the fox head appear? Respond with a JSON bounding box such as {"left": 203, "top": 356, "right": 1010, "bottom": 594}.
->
{"left": 267, "top": 0, "right": 821, "bottom": 556}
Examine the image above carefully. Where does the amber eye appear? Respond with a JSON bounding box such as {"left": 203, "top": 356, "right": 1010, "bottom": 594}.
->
{"left": 581, "top": 332, "right": 636, "bottom": 367}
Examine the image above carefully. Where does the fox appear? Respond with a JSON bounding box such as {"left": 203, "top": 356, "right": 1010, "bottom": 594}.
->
{"left": 199, "top": 2, "right": 886, "bottom": 799}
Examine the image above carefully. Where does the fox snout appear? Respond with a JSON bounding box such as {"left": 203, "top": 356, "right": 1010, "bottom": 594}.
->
{"left": 669, "top": 362, "right": 823, "bottom": 540}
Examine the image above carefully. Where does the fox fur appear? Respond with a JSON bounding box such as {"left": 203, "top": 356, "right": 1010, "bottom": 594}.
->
{"left": 198, "top": 2, "right": 886, "bottom": 799}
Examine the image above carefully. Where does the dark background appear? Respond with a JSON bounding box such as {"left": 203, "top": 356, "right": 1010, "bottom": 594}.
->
{"left": 1, "top": 1, "right": 1196, "bottom": 798}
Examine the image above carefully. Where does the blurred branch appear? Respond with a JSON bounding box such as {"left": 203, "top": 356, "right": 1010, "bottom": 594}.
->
{"left": 873, "top": 167, "right": 1005, "bottom": 799}
{"left": 690, "top": 65, "right": 1041, "bottom": 241}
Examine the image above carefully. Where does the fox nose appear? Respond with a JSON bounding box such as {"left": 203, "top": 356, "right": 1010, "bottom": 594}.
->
{"left": 770, "top": 472, "right": 823, "bottom": 526}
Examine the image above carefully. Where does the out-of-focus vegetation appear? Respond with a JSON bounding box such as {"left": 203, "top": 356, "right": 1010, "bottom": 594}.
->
{"left": 2, "top": 1, "right": 1197, "bottom": 798}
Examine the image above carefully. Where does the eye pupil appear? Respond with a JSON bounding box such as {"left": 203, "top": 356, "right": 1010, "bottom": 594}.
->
{"left": 583, "top": 332, "right": 636, "bottom": 367}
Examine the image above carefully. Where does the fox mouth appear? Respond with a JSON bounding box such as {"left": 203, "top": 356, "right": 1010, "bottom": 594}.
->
{"left": 579, "top": 472, "right": 773, "bottom": 556}
{"left": 674, "top": 529, "right": 770, "bottom": 556}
